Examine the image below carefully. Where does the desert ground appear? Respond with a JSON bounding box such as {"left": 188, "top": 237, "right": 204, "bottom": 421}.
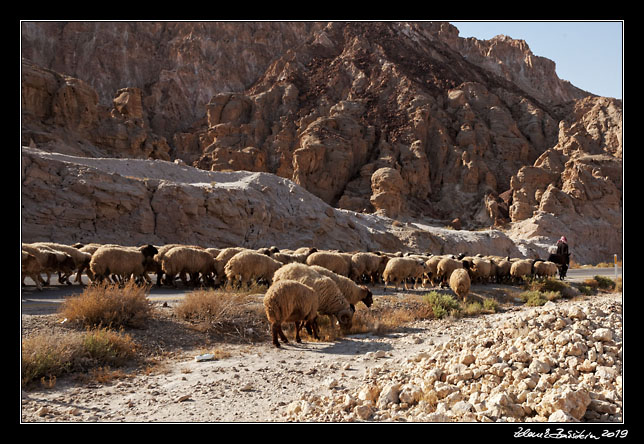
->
{"left": 20, "top": 269, "right": 622, "bottom": 423}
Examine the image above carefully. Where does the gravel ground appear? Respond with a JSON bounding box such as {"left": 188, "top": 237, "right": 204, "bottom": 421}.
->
{"left": 20, "top": 288, "right": 622, "bottom": 423}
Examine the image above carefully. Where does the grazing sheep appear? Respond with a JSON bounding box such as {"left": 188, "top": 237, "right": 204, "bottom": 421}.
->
{"left": 306, "top": 251, "right": 352, "bottom": 277}
{"left": 224, "top": 250, "right": 283, "bottom": 288}
{"left": 263, "top": 279, "right": 320, "bottom": 348}
{"left": 89, "top": 244, "right": 158, "bottom": 285}
{"left": 534, "top": 260, "right": 558, "bottom": 279}
{"left": 21, "top": 250, "right": 43, "bottom": 290}
{"left": 382, "top": 257, "right": 427, "bottom": 291}
{"left": 509, "top": 259, "right": 535, "bottom": 283}
{"left": 161, "top": 246, "right": 216, "bottom": 287}
{"left": 270, "top": 248, "right": 316, "bottom": 265}
{"left": 449, "top": 268, "right": 471, "bottom": 302}
{"left": 272, "top": 263, "right": 354, "bottom": 331}
{"left": 309, "top": 265, "right": 373, "bottom": 310}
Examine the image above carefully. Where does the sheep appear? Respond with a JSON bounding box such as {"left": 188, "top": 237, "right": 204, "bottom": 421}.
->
{"left": 533, "top": 260, "right": 558, "bottom": 279}
{"left": 272, "top": 263, "right": 354, "bottom": 332}
{"left": 270, "top": 248, "right": 316, "bottom": 265}
{"left": 350, "top": 252, "right": 387, "bottom": 285}
{"left": 469, "top": 257, "right": 493, "bottom": 284}
{"left": 436, "top": 256, "right": 471, "bottom": 286}
{"left": 449, "top": 268, "right": 471, "bottom": 302}
{"left": 224, "top": 250, "right": 283, "bottom": 288}
{"left": 89, "top": 244, "right": 158, "bottom": 285}
{"left": 263, "top": 279, "right": 320, "bottom": 348}
{"left": 308, "top": 265, "right": 373, "bottom": 310}
{"left": 31, "top": 242, "right": 92, "bottom": 285}
{"left": 214, "top": 247, "right": 251, "bottom": 285}
{"left": 424, "top": 255, "right": 447, "bottom": 286}
{"left": 161, "top": 246, "right": 216, "bottom": 287}
{"left": 306, "top": 251, "right": 352, "bottom": 277}
{"left": 382, "top": 257, "right": 427, "bottom": 291}
{"left": 509, "top": 259, "right": 535, "bottom": 283}
{"left": 21, "top": 250, "right": 43, "bottom": 290}
{"left": 491, "top": 257, "right": 512, "bottom": 283}
{"left": 22, "top": 243, "right": 76, "bottom": 286}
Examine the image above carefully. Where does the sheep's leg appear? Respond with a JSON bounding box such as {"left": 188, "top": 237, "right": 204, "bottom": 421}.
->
{"left": 294, "top": 322, "right": 303, "bottom": 343}
{"left": 271, "top": 323, "right": 281, "bottom": 348}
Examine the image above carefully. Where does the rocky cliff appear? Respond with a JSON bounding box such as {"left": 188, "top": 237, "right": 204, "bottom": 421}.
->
{"left": 20, "top": 21, "right": 622, "bottom": 264}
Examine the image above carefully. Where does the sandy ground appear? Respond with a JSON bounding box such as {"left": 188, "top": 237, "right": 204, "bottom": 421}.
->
{"left": 20, "top": 281, "right": 622, "bottom": 423}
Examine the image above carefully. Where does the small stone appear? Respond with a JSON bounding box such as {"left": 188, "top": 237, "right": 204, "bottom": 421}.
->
{"left": 354, "top": 404, "right": 373, "bottom": 420}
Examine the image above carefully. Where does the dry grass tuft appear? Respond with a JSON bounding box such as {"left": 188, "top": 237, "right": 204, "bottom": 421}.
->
{"left": 21, "top": 327, "right": 137, "bottom": 387}
{"left": 59, "top": 281, "right": 152, "bottom": 329}
{"left": 175, "top": 288, "right": 268, "bottom": 342}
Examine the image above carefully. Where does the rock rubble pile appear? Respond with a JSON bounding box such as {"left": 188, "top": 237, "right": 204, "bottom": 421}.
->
{"left": 285, "top": 296, "right": 622, "bottom": 422}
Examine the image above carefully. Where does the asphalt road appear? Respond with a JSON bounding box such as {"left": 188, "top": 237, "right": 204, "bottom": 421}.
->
{"left": 20, "top": 266, "right": 622, "bottom": 316}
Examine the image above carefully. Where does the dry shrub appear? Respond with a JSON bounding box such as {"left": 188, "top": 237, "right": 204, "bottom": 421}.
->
{"left": 22, "top": 327, "right": 136, "bottom": 386}
{"left": 175, "top": 289, "right": 268, "bottom": 342}
{"left": 59, "top": 281, "right": 152, "bottom": 329}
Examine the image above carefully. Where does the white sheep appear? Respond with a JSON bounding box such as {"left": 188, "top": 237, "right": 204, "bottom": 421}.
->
{"left": 272, "top": 263, "right": 354, "bottom": 331}
{"left": 161, "top": 246, "right": 216, "bottom": 287}
{"left": 309, "top": 265, "right": 373, "bottom": 310}
{"left": 224, "top": 250, "right": 283, "bottom": 288}
{"left": 89, "top": 244, "right": 158, "bottom": 285}
{"left": 306, "top": 251, "right": 352, "bottom": 277}
{"left": 449, "top": 268, "right": 471, "bottom": 302}
{"left": 382, "top": 257, "right": 427, "bottom": 291}
{"left": 263, "top": 279, "right": 320, "bottom": 348}
{"left": 424, "top": 255, "right": 446, "bottom": 286}
{"left": 534, "top": 260, "right": 558, "bottom": 279}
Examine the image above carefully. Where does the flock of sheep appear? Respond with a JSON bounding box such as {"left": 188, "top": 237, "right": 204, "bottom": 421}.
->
{"left": 21, "top": 241, "right": 561, "bottom": 348}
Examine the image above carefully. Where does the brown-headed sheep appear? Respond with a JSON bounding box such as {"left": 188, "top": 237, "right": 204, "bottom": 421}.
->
{"left": 224, "top": 250, "right": 283, "bottom": 288}
{"left": 309, "top": 265, "right": 373, "bottom": 309}
{"left": 89, "top": 244, "right": 158, "bottom": 285}
{"left": 263, "top": 279, "right": 320, "bottom": 348}
{"left": 272, "top": 263, "right": 354, "bottom": 332}
{"left": 449, "top": 268, "right": 471, "bottom": 302}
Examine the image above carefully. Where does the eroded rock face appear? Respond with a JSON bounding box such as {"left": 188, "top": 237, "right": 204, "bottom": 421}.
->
{"left": 507, "top": 97, "right": 622, "bottom": 264}
{"left": 21, "top": 22, "right": 622, "bottom": 262}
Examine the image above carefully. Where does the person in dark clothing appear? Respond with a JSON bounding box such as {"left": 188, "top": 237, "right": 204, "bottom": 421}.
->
{"left": 556, "top": 236, "right": 570, "bottom": 264}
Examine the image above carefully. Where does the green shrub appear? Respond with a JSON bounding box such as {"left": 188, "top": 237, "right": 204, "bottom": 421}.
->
{"left": 519, "top": 290, "right": 560, "bottom": 306}
{"left": 593, "top": 275, "right": 616, "bottom": 290}
{"left": 423, "top": 291, "right": 461, "bottom": 319}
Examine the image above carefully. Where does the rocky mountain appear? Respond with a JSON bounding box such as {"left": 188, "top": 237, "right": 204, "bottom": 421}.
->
{"left": 20, "top": 21, "right": 622, "bottom": 264}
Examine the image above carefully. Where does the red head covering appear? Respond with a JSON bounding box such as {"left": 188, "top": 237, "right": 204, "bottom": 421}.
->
{"left": 559, "top": 236, "right": 567, "bottom": 243}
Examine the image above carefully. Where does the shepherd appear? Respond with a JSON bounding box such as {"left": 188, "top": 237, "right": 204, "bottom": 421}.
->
{"left": 548, "top": 236, "right": 571, "bottom": 280}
